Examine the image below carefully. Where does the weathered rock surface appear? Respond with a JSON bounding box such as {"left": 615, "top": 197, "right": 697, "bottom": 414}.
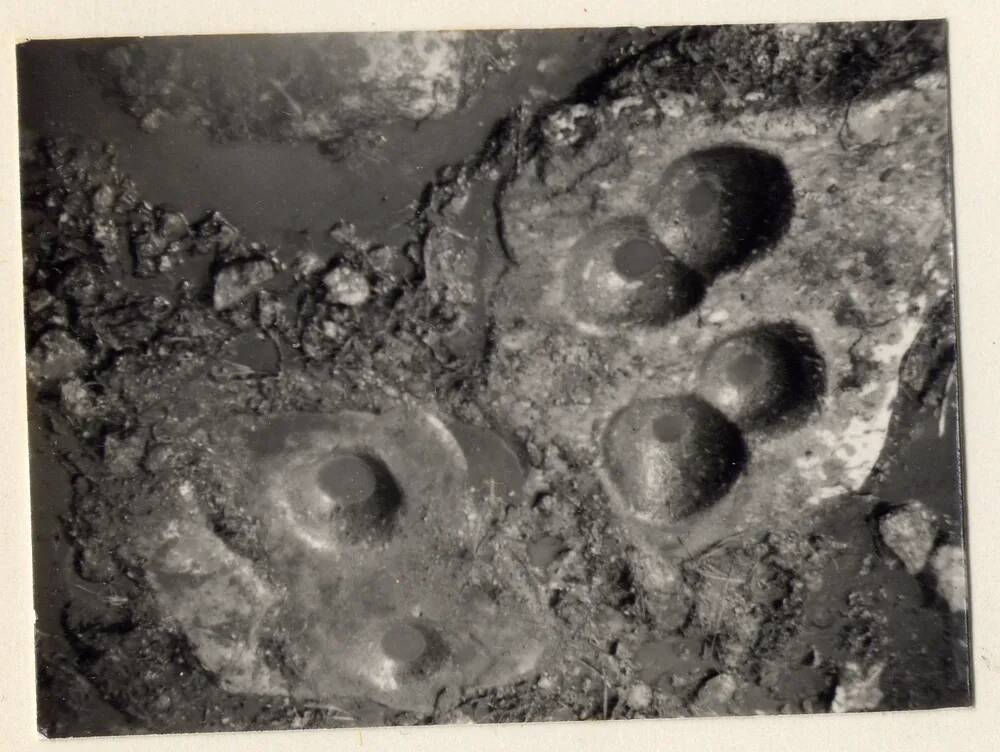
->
{"left": 489, "top": 68, "right": 955, "bottom": 604}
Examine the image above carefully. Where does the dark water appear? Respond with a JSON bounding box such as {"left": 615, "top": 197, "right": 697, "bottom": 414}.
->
{"left": 17, "top": 31, "right": 631, "bottom": 252}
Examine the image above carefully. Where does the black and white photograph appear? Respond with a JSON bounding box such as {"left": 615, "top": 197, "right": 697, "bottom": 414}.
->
{"left": 15, "top": 18, "right": 972, "bottom": 738}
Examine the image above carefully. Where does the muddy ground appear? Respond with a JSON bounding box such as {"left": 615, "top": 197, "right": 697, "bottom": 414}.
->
{"left": 18, "top": 23, "right": 969, "bottom": 737}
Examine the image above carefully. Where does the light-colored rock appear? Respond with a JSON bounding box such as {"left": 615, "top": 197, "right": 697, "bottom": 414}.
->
{"left": 27, "top": 329, "right": 89, "bottom": 384}
{"left": 692, "top": 673, "right": 738, "bottom": 715}
{"left": 879, "top": 501, "right": 939, "bottom": 574}
{"left": 324, "top": 267, "right": 370, "bottom": 307}
{"left": 831, "top": 662, "right": 884, "bottom": 713}
{"left": 929, "top": 544, "right": 968, "bottom": 612}
{"left": 213, "top": 258, "right": 276, "bottom": 310}
{"left": 626, "top": 682, "right": 653, "bottom": 710}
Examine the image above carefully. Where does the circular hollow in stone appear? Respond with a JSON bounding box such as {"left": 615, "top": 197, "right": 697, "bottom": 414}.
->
{"left": 382, "top": 622, "right": 428, "bottom": 664}
{"left": 728, "top": 352, "right": 766, "bottom": 383}
{"left": 650, "top": 144, "right": 794, "bottom": 278}
{"left": 316, "top": 453, "right": 403, "bottom": 543}
{"left": 602, "top": 395, "right": 747, "bottom": 524}
{"left": 697, "top": 322, "right": 826, "bottom": 430}
{"left": 684, "top": 180, "right": 719, "bottom": 216}
{"left": 652, "top": 410, "right": 687, "bottom": 443}
{"left": 565, "top": 217, "right": 704, "bottom": 328}
{"left": 318, "top": 454, "right": 377, "bottom": 505}
{"left": 379, "top": 620, "right": 449, "bottom": 679}
{"left": 613, "top": 238, "right": 665, "bottom": 279}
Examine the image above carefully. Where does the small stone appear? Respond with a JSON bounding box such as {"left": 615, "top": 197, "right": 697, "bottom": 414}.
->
{"left": 541, "top": 103, "right": 594, "bottom": 148}
{"left": 26, "top": 289, "right": 54, "bottom": 314}
{"left": 104, "top": 432, "right": 147, "bottom": 477}
{"left": 326, "top": 221, "right": 356, "bottom": 245}
{"left": 626, "top": 682, "right": 653, "bottom": 710}
{"left": 194, "top": 211, "right": 239, "bottom": 255}
{"left": 139, "top": 108, "right": 165, "bottom": 132}
{"left": 60, "top": 378, "right": 100, "bottom": 420}
{"left": 27, "top": 329, "right": 89, "bottom": 385}
{"left": 321, "top": 320, "right": 347, "bottom": 341}
{"left": 368, "top": 244, "right": 416, "bottom": 281}
{"left": 213, "top": 259, "right": 276, "bottom": 310}
{"left": 143, "top": 443, "right": 187, "bottom": 473}
{"left": 323, "top": 266, "right": 370, "bottom": 306}
{"left": 91, "top": 184, "right": 116, "bottom": 213}
{"left": 879, "top": 501, "right": 938, "bottom": 574}
{"left": 295, "top": 252, "right": 325, "bottom": 277}
{"left": 75, "top": 543, "right": 121, "bottom": 584}
{"left": 928, "top": 544, "right": 967, "bottom": 612}
{"left": 92, "top": 217, "right": 124, "bottom": 264}
{"left": 830, "top": 662, "right": 884, "bottom": 712}
{"left": 692, "top": 673, "right": 738, "bottom": 714}
{"left": 131, "top": 231, "right": 169, "bottom": 277}
{"left": 157, "top": 209, "right": 189, "bottom": 242}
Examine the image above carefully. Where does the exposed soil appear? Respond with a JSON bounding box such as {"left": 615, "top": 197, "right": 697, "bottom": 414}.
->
{"left": 19, "top": 23, "right": 969, "bottom": 737}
